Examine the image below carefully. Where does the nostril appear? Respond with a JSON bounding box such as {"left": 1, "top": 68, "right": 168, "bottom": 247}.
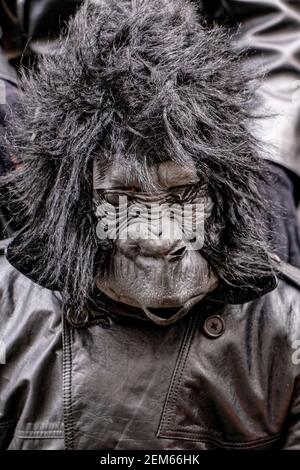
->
{"left": 168, "top": 245, "right": 187, "bottom": 260}
{"left": 171, "top": 246, "right": 186, "bottom": 257}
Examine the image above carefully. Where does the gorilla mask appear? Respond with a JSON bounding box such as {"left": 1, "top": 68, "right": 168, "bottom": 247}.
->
{"left": 3, "top": 0, "right": 276, "bottom": 325}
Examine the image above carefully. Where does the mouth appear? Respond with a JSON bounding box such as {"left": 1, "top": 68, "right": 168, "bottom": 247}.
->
{"left": 141, "top": 291, "right": 209, "bottom": 325}
{"left": 147, "top": 306, "right": 182, "bottom": 319}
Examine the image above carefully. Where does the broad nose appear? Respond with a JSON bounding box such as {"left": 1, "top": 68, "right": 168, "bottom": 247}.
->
{"left": 138, "top": 239, "right": 187, "bottom": 260}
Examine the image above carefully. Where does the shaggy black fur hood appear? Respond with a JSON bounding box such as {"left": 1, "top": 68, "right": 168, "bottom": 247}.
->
{"left": 1, "top": 0, "right": 277, "bottom": 311}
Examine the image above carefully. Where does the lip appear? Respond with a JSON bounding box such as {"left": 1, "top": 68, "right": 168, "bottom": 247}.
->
{"left": 146, "top": 306, "right": 183, "bottom": 319}
{"left": 141, "top": 292, "right": 206, "bottom": 326}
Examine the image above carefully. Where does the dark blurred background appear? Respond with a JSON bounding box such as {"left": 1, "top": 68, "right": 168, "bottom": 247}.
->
{"left": 0, "top": 0, "right": 82, "bottom": 70}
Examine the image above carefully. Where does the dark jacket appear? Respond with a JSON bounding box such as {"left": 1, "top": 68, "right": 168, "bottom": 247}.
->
{"left": 1, "top": 238, "right": 300, "bottom": 450}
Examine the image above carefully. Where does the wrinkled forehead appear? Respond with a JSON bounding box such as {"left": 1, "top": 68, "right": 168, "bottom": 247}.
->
{"left": 93, "top": 159, "right": 199, "bottom": 191}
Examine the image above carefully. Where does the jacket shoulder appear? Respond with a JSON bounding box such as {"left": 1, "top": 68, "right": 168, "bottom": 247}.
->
{"left": 0, "top": 239, "right": 62, "bottom": 327}
{"left": 245, "top": 268, "right": 300, "bottom": 347}
{"left": 0, "top": 239, "right": 63, "bottom": 445}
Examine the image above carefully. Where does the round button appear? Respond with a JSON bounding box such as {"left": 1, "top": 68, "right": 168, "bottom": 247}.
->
{"left": 203, "top": 315, "right": 225, "bottom": 339}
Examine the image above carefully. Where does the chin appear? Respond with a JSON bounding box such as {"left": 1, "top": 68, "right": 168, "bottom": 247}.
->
{"left": 96, "top": 279, "right": 218, "bottom": 310}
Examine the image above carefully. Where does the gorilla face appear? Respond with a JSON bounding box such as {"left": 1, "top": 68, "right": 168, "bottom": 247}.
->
{"left": 93, "top": 159, "right": 219, "bottom": 321}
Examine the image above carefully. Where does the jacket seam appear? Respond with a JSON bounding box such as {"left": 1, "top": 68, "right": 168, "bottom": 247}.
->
{"left": 157, "top": 312, "right": 199, "bottom": 435}
{"left": 63, "top": 314, "right": 75, "bottom": 450}
{"left": 14, "top": 430, "right": 64, "bottom": 439}
{"left": 166, "top": 313, "right": 199, "bottom": 429}
{"left": 157, "top": 430, "right": 282, "bottom": 449}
